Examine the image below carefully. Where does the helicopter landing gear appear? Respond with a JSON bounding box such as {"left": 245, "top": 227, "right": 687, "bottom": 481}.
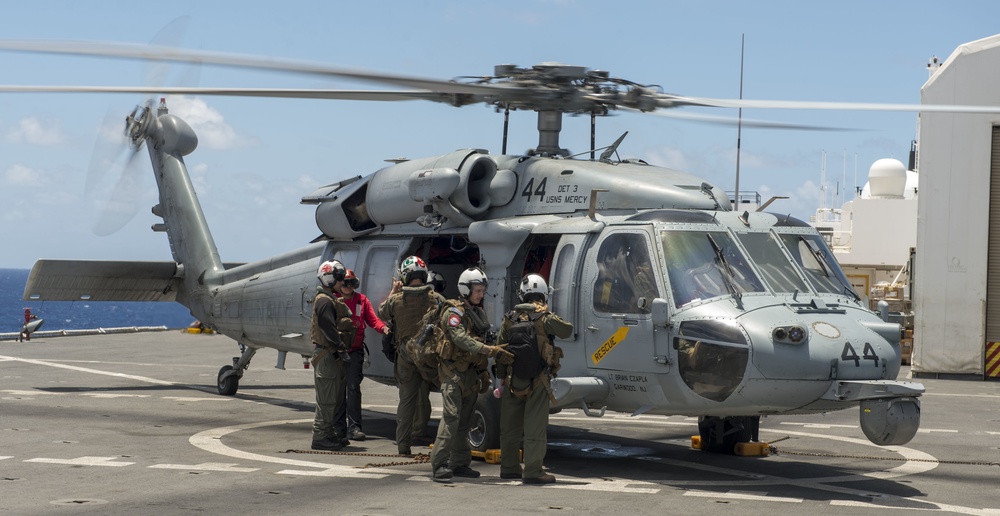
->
{"left": 217, "top": 365, "right": 239, "bottom": 396}
{"left": 216, "top": 344, "right": 258, "bottom": 396}
{"left": 697, "top": 415, "right": 760, "bottom": 454}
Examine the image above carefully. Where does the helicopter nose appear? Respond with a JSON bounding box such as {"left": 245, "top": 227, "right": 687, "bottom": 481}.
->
{"left": 746, "top": 316, "right": 901, "bottom": 381}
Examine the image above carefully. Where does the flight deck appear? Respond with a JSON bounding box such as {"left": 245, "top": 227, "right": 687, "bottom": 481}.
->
{"left": 1, "top": 331, "right": 997, "bottom": 514}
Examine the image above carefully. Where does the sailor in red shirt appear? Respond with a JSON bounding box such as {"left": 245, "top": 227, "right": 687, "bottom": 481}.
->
{"left": 334, "top": 269, "right": 389, "bottom": 440}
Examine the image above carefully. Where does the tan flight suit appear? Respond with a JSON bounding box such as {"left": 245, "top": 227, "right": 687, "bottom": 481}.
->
{"left": 379, "top": 285, "right": 445, "bottom": 453}
{"left": 311, "top": 289, "right": 354, "bottom": 443}
{"left": 496, "top": 302, "right": 574, "bottom": 480}
{"left": 429, "top": 301, "right": 491, "bottom": 472}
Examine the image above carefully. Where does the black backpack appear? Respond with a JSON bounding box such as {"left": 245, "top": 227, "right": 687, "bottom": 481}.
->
{"left": 505, "top": 310, "right": 547, "bottom": 379}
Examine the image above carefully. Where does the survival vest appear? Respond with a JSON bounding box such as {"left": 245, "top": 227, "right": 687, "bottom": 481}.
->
{"left": 503, "top": 307, "right": 564, "bottom": 378}
{"left": 505, "top": 310, "right": 547, "bottom": 379}
{"left": 405, "top": 296, "right": 464, "bottom": 384}
{"left": 311, "top": 292, "right": 355, "bottom": 351}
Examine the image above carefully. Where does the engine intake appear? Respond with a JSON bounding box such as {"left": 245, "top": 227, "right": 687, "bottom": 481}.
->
{"left": 315, "top": 149, "right": 503, "bottom": 239}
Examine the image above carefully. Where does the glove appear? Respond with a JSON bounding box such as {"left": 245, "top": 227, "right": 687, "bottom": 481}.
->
{"left": 381, "top": 325, "right": 396, "bottom": 363}
{"left": 478, "top": 370, "right": 491, "bottom": 394}
{"left": 483, "top": 345, "right": 515, "bottom": 365}
{"left": 382, "top": 343, "right": 396, "bottom": 363}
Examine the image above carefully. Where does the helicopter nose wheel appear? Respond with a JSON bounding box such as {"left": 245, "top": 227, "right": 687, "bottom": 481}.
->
{"left": 697, "top": 415, "right": 760, "bottom": 454}
{"left": 217, "top": 365, "right": 239, "bottom": 396}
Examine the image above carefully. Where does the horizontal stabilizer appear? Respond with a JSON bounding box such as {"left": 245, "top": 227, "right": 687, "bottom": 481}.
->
{"left": 23, "top": 260, "right": 181, "bottom": 302}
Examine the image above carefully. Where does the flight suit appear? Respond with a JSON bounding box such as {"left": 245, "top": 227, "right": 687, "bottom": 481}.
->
{"left": 430, "top": 301, "right": 491, "bottom": 474}
{"left": 496, "top": 302, "right": 574, "bottom": 481}
{"left": 311, "top": 289, "right": 353, "bottom": 444}
{"left": 379, "top": 285, "right": 445, "bottom": 454}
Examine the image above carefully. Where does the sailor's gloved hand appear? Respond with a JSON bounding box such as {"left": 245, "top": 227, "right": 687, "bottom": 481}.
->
{"left": 478, "top": 370, "right": 491, "bottom": 394}
{"left": 482, "top": 345, "right": 515, "bottom": 365}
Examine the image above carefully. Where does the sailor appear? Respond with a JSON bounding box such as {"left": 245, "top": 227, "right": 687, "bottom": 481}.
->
{"left": 19, "top": 308, "right": 38, "bottom": 342}
{"left": 412, "top": 270, "right": 448, "bottom": 444}
{"left": 310, "top": 260, "right": 355, "bottom": 451}
{"left": 378, "top": 256, "right": 445, "bottom": 455}
{"left": 497, "top": 273, "right": 574, "bottom": 484}
{"left": 429, "top": 267, "right": 513, "bottom": 483}
{"left": 334, "top": 268, "right": 390, "bottom": 441}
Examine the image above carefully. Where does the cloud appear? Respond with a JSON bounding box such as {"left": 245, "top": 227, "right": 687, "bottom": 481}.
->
{"left": 3, "top": 164, "right": 48, "bottom": 186}
{"left": 164, "top": 96, "right": 254, "bottom": 150}
{"left": 5, "top": 117, "right": 67, "bottom": 145}
{"left": 188, "top": 162, "right": 210, "bottom": 194}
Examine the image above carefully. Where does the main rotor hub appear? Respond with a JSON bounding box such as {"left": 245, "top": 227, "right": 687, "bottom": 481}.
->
{"left": 464, "top": 62, "right": 665, "bottom": 116}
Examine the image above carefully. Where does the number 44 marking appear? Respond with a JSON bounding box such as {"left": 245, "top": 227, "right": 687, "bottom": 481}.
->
{"left": 520, "top": 177, "right": 547, "bottom": 202}
{"left": 841, "top": 342, "right": 879, "bottom": 367}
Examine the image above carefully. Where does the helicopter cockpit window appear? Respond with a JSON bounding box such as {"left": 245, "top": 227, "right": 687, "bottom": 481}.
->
{"left": 592, "top": 233, "right": 658, "bottom": 313}
{"left": 735, "top": 232, "right": 809, "bottom": 293}
{"left": 778, "top": 233, "right": 857, "bottom": 297}
{"left": 661, "top": 230, "right": 765, "bottom": 308}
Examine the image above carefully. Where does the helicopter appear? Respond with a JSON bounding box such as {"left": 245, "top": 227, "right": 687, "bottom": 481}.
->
{"left": 9, "top": 40, "right": 990, "bottom": 455}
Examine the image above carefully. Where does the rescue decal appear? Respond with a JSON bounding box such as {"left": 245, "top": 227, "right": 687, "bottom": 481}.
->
{"left": 592, "top": 326, "right": 630, "bottom": 365}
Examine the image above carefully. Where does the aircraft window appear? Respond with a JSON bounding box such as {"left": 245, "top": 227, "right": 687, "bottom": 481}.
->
{"left": 736, "top": 232, "right": 809, "bottom": 293}
{"left": 364, "top": 247, "right": 398, "bottom": 306}
{"left": 661, "top": 230, "right": 765, "bottom": 308}
{"left": 628, "top": 209, "right": 719, "bottom": 224}
{"left": 673, "top": 319, "right": 748, "bottom": 402}
{"left": 592, "top": 233, "right": 659, "bottom": 313}
{"left": 778, "top": 233, "right": 856, "bottom": 297}
{"left": 331, "top": 247, "right": 359, "bottom": 271}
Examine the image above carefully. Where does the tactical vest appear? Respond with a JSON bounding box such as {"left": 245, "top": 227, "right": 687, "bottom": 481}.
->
{"left": 504, "top": 310, "right": 547, "bottom": 379}
{"left": 436, "top": 303, "right": 488, "bottom": 371}
{"left": 502, "top": 306, "right": 564, "bottom": 377}
{"left": 310, "top": 292, "right": 354, "bottom": 350}
{"left": 389, "top": 287, "right": 440, "bottom": 346}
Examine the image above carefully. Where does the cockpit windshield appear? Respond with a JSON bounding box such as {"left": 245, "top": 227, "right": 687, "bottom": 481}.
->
{"left": 736, "top": 232, "right": 809, "bottom": 293}
{"left": 778, "top": 233, "right": 858, "bottom": 298}
{"left": 661, "top": 230, "right": 765, "bottom": 308}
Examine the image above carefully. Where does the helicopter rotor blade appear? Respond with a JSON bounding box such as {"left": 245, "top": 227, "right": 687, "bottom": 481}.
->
{"left": 86, "top": 107, "right": 147, "bottom": 236}
{"left": 627, "top": 107, "right": 855, "bottom": 131}
{"left": 653, "top": 94, "right": 1000, "bottom": 115}
{"left": 0, "top": 85, "right": 472, "bottom": 103}
{"left": 0, "top": 39, "right": 509, "bottom": 97}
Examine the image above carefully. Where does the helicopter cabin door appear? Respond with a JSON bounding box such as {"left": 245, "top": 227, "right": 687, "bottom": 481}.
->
{"left": 582, "top": 229, "right": 663, "bottom": 374}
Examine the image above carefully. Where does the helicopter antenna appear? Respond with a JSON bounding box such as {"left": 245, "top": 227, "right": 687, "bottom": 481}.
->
{"left": 599, "top": 131, "right": 629, "bottom": 163}
{"left": 502, "top": 105, "right": 510, "bottom": 155}
{"left": 734, "top": 33, "right": 745, "bottom": 208}
{"left": 590, "top": 111, "right": 597, "bottom": 160}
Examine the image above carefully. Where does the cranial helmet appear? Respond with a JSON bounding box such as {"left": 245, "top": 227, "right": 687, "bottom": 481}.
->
{"left": 428, "top": 270, "right": 447, "bottom": 294}
{"left": 317, "top": 260, "right": 346, "bottom": 288}
{"left": 344, "top": 269, "right": 360, "bottom": 289}
{"left": 400, "top": 255, "right": 428, "bottom": 284}
{"left": 519, "top": 273, "right": 548, "bottom": 303}
{"left": 457, "top": 267, "right": 488, "bottom": 298}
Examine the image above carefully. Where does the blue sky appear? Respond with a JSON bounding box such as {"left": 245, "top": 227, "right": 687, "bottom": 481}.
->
{"left": 0, "top": 1, "right": 997, "bottom": 268}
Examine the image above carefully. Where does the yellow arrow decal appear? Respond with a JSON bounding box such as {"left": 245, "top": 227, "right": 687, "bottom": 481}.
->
{"left": 591, "top": 326, "right": 630, "bottom": 365}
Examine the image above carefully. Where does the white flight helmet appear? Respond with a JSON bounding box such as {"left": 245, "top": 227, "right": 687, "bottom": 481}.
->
{"left": 457, "top": 267, "right": 488, "bottom": 298}
{"left": 428, "top": 270, "right": 447, "bottom": 293}
{"left": 518, "top": 273, "right": 548, "bottom": 303}
{"left": 317, "top": 260, "right": 346, "bottom": 288}
{"left": 399, "top": 255, "right": 428, "bottom": 285}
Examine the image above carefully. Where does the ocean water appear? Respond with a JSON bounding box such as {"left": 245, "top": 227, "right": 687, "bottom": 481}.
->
{"left": 1, "top": 269, "right": 195, "bottom": 333}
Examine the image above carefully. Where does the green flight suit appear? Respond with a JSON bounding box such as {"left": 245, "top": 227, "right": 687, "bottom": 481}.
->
{"left": 496, "top": 302, "right": 574, "bottom": 479}
{"left": 379, "top": 284, "right": 445, "bottom": 453}
{"left": 430, "top": 301, "right": 491, "bottom": 472}
{"left": 311, "top": 289, "right": 353, "bottom": 442}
